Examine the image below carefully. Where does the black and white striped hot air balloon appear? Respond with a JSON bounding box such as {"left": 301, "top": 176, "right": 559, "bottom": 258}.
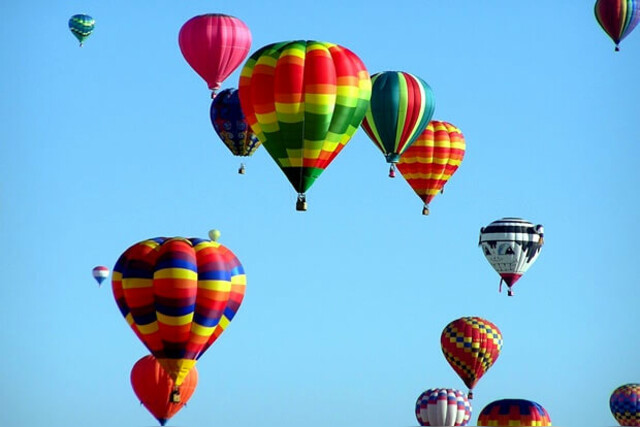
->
{"left": 479, "top": 217, "right": 544, "bottom": 296}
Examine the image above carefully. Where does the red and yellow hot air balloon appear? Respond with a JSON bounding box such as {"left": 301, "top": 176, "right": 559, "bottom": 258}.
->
{"left": 238, "top": 40, "right": 371, "bottom": 211}
{"left": 178, "top": 14, "right": 252, "bottom": 97}
{"left": 131, "top": 355, "right": 198, "bottom": 426}
{"left": 440, "top": 317, "right": 502, "bottom": 399}
{"left": 397, "top": 121, "right": 465, "bottom": 215}
{"left": 112, "top": 235, "right": 246, "bottom": 393}
{"left": 477, "top": 399, "right": 551, "bottom": 426}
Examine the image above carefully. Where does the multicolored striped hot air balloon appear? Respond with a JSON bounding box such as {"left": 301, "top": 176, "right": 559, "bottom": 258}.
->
{"left": 415, "top": 388, "right": 472, "bottom": 426}
{"left": 479, "top": 218, "right": 544, "bottom": 296}
{"left": 440, "top": 316, "right": 502, "bottom": 399}
{"left": 210, "top": 88, "right": 261, "bottom": 174}
{"left": 112, "top": 235, "right": 246, "bottom": 392}
{"left": 361, "top": 71, "right": 435, "bottom": 177}
{"left": 595, "top": 0, "right": 640, "bottom": 51}
{"left": 131, "top": 355, "right": 198, "bottom": 426}
{"left": 397, "top": 121, "right": 465, "bottom": 215}
{"left": 68, "top": 14, "right": 95, "bottom": 47}
{"left": 179, "top": 14, "right": 252, "bottom": 97}
{"left": 92, "top": 266, "right": 109, "bottom": 287}
{"left": 238, "top": 40, "right": 371, "bottom": 211}
{"left": 477, "top": 398, "right": 551, "bottom": 426}
{"left": 610, "top": 383, "right": 640, "bottom": 426}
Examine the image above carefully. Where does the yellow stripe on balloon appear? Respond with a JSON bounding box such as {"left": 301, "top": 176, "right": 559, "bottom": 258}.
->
{"left": 157, "top": 312, "right": 194, "bottom": 326}
{"left": 199, "top": 280, "right": 232, "bottom": 292}
{"left": 191, "top": 323, "right": 216, "bottom": 336}
{"left": 122, "top": 278, "right": 153, "bottom": 289}
{"left": 137, "top": 322, "right": 159, "bottom": 334}
{"left": 157, "top": 358, "right": 196, "bottom": 387}
{"left": 154, "top": 268, "right": 198, "bottom": 281}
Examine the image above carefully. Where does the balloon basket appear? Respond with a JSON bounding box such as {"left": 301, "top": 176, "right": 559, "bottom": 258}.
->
{"left": 296, "top": 200, "right": 307, "bottom": 211}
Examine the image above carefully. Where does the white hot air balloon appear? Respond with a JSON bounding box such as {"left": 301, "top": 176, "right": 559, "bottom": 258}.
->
{"left": 415, "top": 388, "right": 472, "bottom": 426}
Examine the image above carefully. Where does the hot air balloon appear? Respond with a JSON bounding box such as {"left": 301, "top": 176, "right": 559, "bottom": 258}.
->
{"left": 415, "top": 388, "right": 471, "bottom": 426}
{"left": 479, "top": 217, "right": 544, "bottom": 296}
{"left": 477, "top": 399, "right": 551, "bottom": 426}
{"left": 92, "top": 266, "right": 109, "bottom": 287}
{"left": 112, "top": 235, "right": 246, "bottom": 396}
{"left": 131, "top": 355, "right": 198, "bottom": 426}
{"left": 595, "top": 0, "right": 640, "bottom": 51}
{"left": 178, "top": 14, "right": 252, "bottom": 97}
{"left": 208, "top": 229, "right": 221, "bottom": 242}
{"left": 238, "top": 40, "right": 371, "bottom": 211}
{"left": 68, "top": 14, "right": 95, "bottom": 47}
{"left": 361, "top": 71, "right": 435, "bottom": 178}
{"left": 610, "top": 383, "right": 640, "bottom": 426}
{"left": 440, "top": 316, "right": 502, "bottom": 399}
{"left": 210, "top": 88, "right": 261, "bottom": 174}
{"left": 397, "top": 121, "right": 465, "bottom": 215}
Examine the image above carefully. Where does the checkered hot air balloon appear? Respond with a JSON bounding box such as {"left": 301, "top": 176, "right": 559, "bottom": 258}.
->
{"left": 131, "top": 355, "right": 198, "bottom": 426}
{"left": 479, "top": 217, "right": 544, "bottom": 296}
{"left": 112, "top": 236, "right": 246, "bottom": 394}
{"left": 440, "top": 317, "right": 502, "bottom": 399}
{"left": 179, "top": 14, "right": 252, "bottom": 97}
{"left": 397, "top": 121, "right": 465, "bottom": 215}
{"left": 610, "top": 383, "right": 640, "bottom": 426}
{"left": 238, "top": 40, "right": 371, "bottom": 211}
{"left": 477, "top": 398, "right": 551, "bottom": 426}
{"left": 594, "top": 0, "right": 640, "bottom": 51}
{"left": 415, "top": 388, "right": 471, "bottom": 426}
{"left": 361, "top": 71, "right": 435, "bottom": 178}
{"left": 210, "top": 88, "right": 261, "bottom": 174}
{"left": 68, "top": 14, "right": 95, "bottom": 47}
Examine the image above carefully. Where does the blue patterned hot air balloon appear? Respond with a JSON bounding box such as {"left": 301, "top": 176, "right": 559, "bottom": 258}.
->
{"left": 69, "top": 14, "right": 95, "bottom": 47}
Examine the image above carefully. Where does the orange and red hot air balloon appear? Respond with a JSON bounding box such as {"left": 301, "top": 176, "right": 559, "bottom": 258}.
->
{"left": 112, "top": 235, "right": 246, "bottom": 398}
{"left": 440, "top": 316, "right": 502, "bottom": 399}
{"left": 397, "top": 120, "right": 465, "bottom": 215}
{"left": 131, "top": 355, "right": 198, "bottom": 426}
{"left": 179, "top": 14, "right": 252, "bottom": 97}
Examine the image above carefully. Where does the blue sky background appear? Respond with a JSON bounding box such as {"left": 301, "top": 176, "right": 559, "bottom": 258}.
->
{"left": 1, "top": 1, "right": 639, "bottom": 426}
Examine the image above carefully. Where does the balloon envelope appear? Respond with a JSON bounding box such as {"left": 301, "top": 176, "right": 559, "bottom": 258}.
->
{"left": 178, "top": 14, "right": 252, "bottom": 93}
{"left": 361, "top": 71, "right": 435, "bottom": 166}
{"left": 479, "top": 217, "right": 544, "bottom": 296}
{"left": 92, "top": 266, "right": 109, "bottom": 286}
{"left": 477, "top": 398, "right": 551, "bottom": 426}
{"left": 440, "top": 316, "right": 502, "bottom": 397}
{"left": 131, "top": 355, "right": 198, "bottom": 426}
{"left": 610, "top": 383, "right": 640, "bottom": 426}
{"left": 239, "top": 40, "right": 371, "bottom": 208}
{"left": 210, "top": 88, "right": 261, "bottom": 158}
{"left": 397, "top": 120, "right": 465, "bottom": 214}
{"left": 594, "top": 0, "right": 640, "bottom": 50}
{"left": 415, "top": 388, "right": 471, "bottom": 426}
{"left": 68, "top": 14, "right": 95, "bottom": 46}
{"left": 112, "top": 236, "right": 246, "bottom": 385}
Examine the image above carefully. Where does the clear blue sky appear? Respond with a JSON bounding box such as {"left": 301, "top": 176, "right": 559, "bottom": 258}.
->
{"left": 1, "top": 1, "right": 639, "bottom": 426}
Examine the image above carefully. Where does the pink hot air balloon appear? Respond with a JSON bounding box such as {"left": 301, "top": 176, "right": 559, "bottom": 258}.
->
{"left": 178, "top": 14, "right": 252, "bottom": 97}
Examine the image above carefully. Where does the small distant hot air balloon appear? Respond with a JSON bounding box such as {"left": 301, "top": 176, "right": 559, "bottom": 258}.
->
{"left": 479, "top": 217, "right": 544, "bottom": 296}
{"left": 477, "top": 399, "right": 551, "bottom": 426}
{"left": 92, "top": 266, "right": 109, "bottom": 287}
{"left": 178, "top": 14, "right": 252, "bottom": 97}
{"left": 440, "top": 316, "right": 502, "bottom": 399}
{"left": 610, "top": 383, "right": 640, "bottom": 426}
{"left": 69, "top": 14, "right": 95, "bottom": 47}
{"left": 112, "top": 234, "right": 246, "bottom": 397}
{"left": 210, "top": 88, "right": 261, "bottom": 174}
{"left": 594, "top": 0, "right": 640, "bottom": 51}
{"left": 208, "top": 229, "right": 221, "bottom": 242}
{"left": 361, "top": 71, "right": 435, "bottom": 178}
{"left": 239, "top": 40, "right": 371, "bottom": 211}
{"left": 131, "top": 355, "right": 198, "bottom": 426}
{"left": 415, "top": 388, "right": 471, "bottom": 426}
{"left": 397, "top": 121, "right": 465, "bottom": 215}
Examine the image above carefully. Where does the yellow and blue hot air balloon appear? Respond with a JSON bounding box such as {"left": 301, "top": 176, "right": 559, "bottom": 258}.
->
{"left": 69, "top": 14, "right": 95, "bottom": 47}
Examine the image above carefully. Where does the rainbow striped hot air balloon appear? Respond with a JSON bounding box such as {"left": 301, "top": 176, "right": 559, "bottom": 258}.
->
{"left": 397, "top": 120, "right": 465, "bottom": 215}
{"left": 112, "top": 235, "right": 246, "bottom": 395}
{"left": 239, "top": 40, "right": 371, "bottom": 211}
{"left": 595, "top": 0, "right": 640, "bottom": 51}
{"left": 68, "top": 14, "right": 95, "bottom": 47}
{"left": 440, "top": 316, "right": 503, "bottom": 399}
{"left": 610, "top": 383, "right": 640, "bottom": 426}
{"left": 361, "top": 71, "right": 435, "bottom": 177}
{"left": 477, "top": 398, "right": 551, "bottom": 426}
